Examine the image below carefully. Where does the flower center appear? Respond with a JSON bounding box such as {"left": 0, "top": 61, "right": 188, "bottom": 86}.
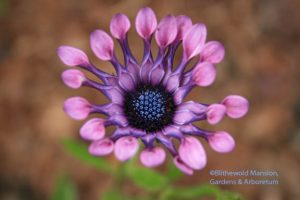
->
{"left": 124, "top": 84, "right": 176, "bottom": 132}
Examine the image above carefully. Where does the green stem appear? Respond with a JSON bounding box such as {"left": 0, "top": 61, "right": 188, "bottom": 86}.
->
{"left": 113, "top": 163, "right": 126, "bottom": 192}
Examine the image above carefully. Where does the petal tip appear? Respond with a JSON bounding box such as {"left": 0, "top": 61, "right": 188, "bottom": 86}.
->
{"left": 206, "top": 104, "right": 226, "bottom": 125}
{"left": 90, "top": 30, "right": 114, "bottom": 61}
{"left": 140, "top": 147, "right": 166, "bottom": 167}
{"left": 179, "top": 136, "right": 207, "bottom": 170}
{"left": 63, "top": 97, "right": 91, "bottom": 120}
{"left": 110, "top": 13, "right": 131, "bottom": 39}
{"left": 208, "top": 131, "right": 235, "bottom": 153}
{"left": 114, "top": 136, "right": 139, "bottom": 161}
{"left": 222, "top": 95, "right": 249, "bottom": 119}
{"left": 173, "top": 156, "right": 194, "bottom": 175}
{"left": 192, "top": 62, "right": 216, "bottom": 87}
{"left": 61, "top": 69, "right": 85, "bottom": 89}
{"left": 201, "top": 41, "right": 225, "bottom": 64}
{"left": 176, "top": 15, "right": 192, "bottom": 40}
{"left": 154, "top": 15, "right": 177, "bottom": 48}
{"left": 183, "top": 23, "right": 207, "bottom": 60}
{"left": 135, "top": 7, "right": 157, "bottom": 39}
{"left": 89, "top": 138, "right": 114, "bottom": 156}
{"left": 80, "top": 118, "right": 106, "bottom": 141}
{"left": 57, "top": 46, "right": 89, "bottom": 66}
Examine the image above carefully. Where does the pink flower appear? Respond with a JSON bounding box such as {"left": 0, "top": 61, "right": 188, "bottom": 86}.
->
{"left": 58, "top": 7, "right": 249, "bottom": 175}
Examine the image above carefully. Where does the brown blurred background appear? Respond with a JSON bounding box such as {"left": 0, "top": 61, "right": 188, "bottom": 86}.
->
{"left": 0, "top": 0, "right": 300, "bottom": 199}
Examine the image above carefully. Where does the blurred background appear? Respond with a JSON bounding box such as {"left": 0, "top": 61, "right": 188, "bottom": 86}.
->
{"left": 0, "top": 0, "right": 299, "bottom": 199}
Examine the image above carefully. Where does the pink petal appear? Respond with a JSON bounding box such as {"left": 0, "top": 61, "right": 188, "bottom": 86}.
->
{"left": 173, "top": 110, "right": 196, "bottom": 125}
{"left": 177, "top": 101, "right": 206, "bottom": 115}
{"left": 104, "top": 104, "right": 123, "bottom": 115}
{"left": 105, "top": 76, "right": 119, "bottom": 87}
{"left": 80, "top": 118, "right": 105, "bottom": 141}
{"left": 89, "top": 138, "right": 114, "bottom": 156}
{"left": 165, "top": 73, "right": 180, "bottom": 93}
{"left": 141, "top": 134, "right": 156, "bottom": 144}
{"left": 163, "top": 125, "right": 181, "bottom": 137}
{"left": 180, "top": 124, "right": 195, "bottom": 134}
{"left": 109, "top": 114, "right": 128, "bottom": 127}
{"left": 179, "top": 136, "right": 206, "bottom": 170}
{"left": 149, "top": 66, "right": 165, "bottom": 85}
{"left": 182, "top": 72, "right": 192, "bottom": 86}
{"left": 208, "top": 131, "right": 235, "bottom": 153}
{"left": 206, "top": 104, "right": 226, "bottom": 125}
{"left": 140, "top": 147, "right": 166, "bottom": 167}
{"left": 173, "top": 87, "right": 189, "bottom": 105}
{"left": 176, "top": 15, "right": 192, "bottom": 41}
{"left": 192, "top": 62, "right": 216, "bottom": 87}
{"left": 140, "top": 60, "right": 152, "bottom": 83}
{"left": 57, "top": 46, "right": 89, "bottom": 66}
{"left": 61, "top": 69, "right": 85, "bottom": 89}
{"left": 110, "top": 13, "right": 131, "bottom": 39}
{"left": 173, "top": 156, "right": 194, "bottom": 175}
{"left": 182, "top": 23, "right": 207, "bottom": 60}
{"left": 63, "top": 97, "right": 91, "bottom": 120}
{"left": 113, "top": 127, "right": 131, "bottom": 138}
{"left": 105, "top": 87, "right": 124, "bottom": 105}
{"left": 130, "top": 128, "right": 146, "bottom": 137}
{"left": 222, "top": 95, "right": 249, "bottom": 119}
{"left": 155, "top": 15, "right": 177, "bottom": 48}
{"left": 201, "top": 41, "right": 225, "bottom": 64}
{"left": 114, "top": 136, "right": 139, "bottom": 161}
{"left": 90, "top": 30, "right": 114, "bottom": 61}
{"left": 127, "top": 62, "right": 140, "bottom": 79}
{"left": 135, "top": 7, "right": 157, "bottom": 39}
{"left": 118, "top": 71, "right": 135, "bottom": 91}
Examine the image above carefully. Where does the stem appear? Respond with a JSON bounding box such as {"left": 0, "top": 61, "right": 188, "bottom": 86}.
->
{"left": 110, "top": 163, "right": 126, "bottom": 194}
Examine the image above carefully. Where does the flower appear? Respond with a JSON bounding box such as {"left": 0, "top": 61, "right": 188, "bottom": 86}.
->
{"left": 57, "top": 7, "right": 249, "bottom": 175}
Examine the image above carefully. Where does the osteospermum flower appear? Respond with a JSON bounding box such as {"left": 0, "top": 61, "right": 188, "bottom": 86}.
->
{"left": 58, "top": 7, "right": 249, "bottom": 175}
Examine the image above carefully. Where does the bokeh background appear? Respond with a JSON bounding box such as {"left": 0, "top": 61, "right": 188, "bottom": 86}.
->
{"left": 1, "top": 0, "right": 299, "bottom": 199}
